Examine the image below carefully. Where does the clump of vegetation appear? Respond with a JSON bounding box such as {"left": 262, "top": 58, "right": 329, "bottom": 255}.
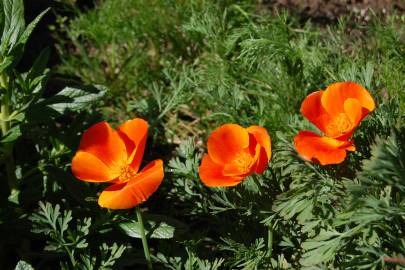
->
{"left": 0, "top": 0, "right": 404, "bottom": 269}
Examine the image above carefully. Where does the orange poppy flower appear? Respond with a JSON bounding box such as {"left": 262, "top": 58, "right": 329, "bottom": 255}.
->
{"left": 294, "top": 82, "right": 375, "bottom": 165}
{"left": 199, "top": 124, "right": 271, "bottom": 187}
{"left": 71, "top": 118, "right": 164, "bottom": 209}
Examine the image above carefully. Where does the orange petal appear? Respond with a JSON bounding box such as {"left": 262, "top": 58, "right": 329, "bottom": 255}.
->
{"left": 294, "top": 131, "right": 354, "bottom": 165}
{"left": 247, "top": 126, "right": 272, "bottom": 159}
{"left": 77, "top": 121, "right": 127, "bottom": 172}
{"left": 344, "top": 98, "right": 362, "bottom": 126}
{"left": 246, "top": 126, "right": 272, "bottom": 174}
{"left": 199, "top": 154, "right": 244, "bottom": 187}
{"left": 71, "top": 151, "right": 120, "bottom": 182}
{"left": 118, "top": 118, "right": 149, "bottom": 173}
{"left": 321, "top": 82, "right": 375, "bottom": 117}
{"left": 247, "top": 126, "right": 272, "bottom": 160}
{"left": 346, "top": 145, "right": 356, "bottom": 151}
{"left": 98, "top": 160, "right": 164, "bottom": 209}
{"left": 253, "top": 148, "right": 270, "bottom": 174}
{"left": 300, "top": 90, "right": 331, "bottom": 134}
{"left": 207, "top": 124, "right": 250, "bottom": 164}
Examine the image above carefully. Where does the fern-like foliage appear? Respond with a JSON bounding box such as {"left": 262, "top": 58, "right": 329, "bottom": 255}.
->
{"left": 30, "top": 202, "right": 125, "bottom": 270}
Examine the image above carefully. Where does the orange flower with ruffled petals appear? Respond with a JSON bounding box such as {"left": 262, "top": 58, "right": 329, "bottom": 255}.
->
{"left": 294, "top": 82, "right": 375, "bottom": 165}
{"left": 199, "top": 124, "right": 271, "bottom": 187}
{"left": 71, "top": 118, "right": 164, "bottom": 209}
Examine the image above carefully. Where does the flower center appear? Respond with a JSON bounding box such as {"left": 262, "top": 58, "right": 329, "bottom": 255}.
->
{"left": 232, "top": 151, "right": 255, "bottom": 174}
{"left": 326, "top": 113, "right": 353, "bottom": 137}
{"left": 119, "top": 165, "right": 137, "bottom": 182}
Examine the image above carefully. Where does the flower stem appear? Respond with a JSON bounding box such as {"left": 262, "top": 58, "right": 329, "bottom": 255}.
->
{"left": 267, "top": 226, "right": 273, "bottom": 257}
{"left": 135, "top": 206, "right": 153, "bottom": 270}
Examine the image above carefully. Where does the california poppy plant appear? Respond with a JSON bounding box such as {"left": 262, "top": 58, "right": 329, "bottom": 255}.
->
{"left": 199, "top": 124, "right": 271, "bottom": 187}
{"left": 294, "top": 82, "right": 375, "bottom": 165}
{"left": 71, "top": 118, "right": 164, "bottom": 209}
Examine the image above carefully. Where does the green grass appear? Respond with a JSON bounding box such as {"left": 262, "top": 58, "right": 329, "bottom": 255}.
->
{"left": 55, "top": 0, "right": 405, "bottom": 138}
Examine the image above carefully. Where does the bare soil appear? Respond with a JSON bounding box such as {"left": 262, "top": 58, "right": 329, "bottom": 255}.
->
{"left": 261, "top": 0, "right": 405, "bottom": 23}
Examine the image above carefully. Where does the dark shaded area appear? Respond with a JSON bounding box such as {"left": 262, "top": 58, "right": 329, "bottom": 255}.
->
{"left": 21, "top": 1, "right": 58, "bottom": 71}
{"left": 21, "top": 0, "right": 94, "bottom": 71}
{"left": 20, "top": 1, "right": 97, "bottom": 98}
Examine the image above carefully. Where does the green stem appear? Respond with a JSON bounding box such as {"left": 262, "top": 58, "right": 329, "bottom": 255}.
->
{"left": 0, "top": 76, "right": 17, "bottom": 192}
{"left": 1, "top": 101, "right": 9, "bottom": 134}
{"left": 136, "top": 206, "right": 153, "bottom": 270}
{"left": 64, "top": 245, "right": 76, "bottom": 268}
{"left": 267, "top": 226, "right": 273, "bottom": 257}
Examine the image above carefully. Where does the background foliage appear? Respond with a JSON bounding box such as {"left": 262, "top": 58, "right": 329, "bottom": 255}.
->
{"left": 0, "top": 0, "right": 404, "bottom": 269}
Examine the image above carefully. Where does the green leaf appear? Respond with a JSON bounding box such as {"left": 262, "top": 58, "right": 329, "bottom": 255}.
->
{"left": 119, "top": 220, "right": 175, "bottom": 239}
{"left": 27, "top": 47, "right": 50, "bottom": 81}
{"left": 40, "top": 85, "right": 107, "bottom": 114}
{"left": 359, "top": 132, "right": 405, "bottom": 191}
{"left": 119, "top": 214, "right": 188, "bottom": 239}
{"left": 296, "top": 201, "right": 313, "bottom": 224}
{"left": 1, "top": 0, "right": 25, "bottom": 53}
{"left": 0, "top": 55, "right": 13, "bottom": 72}
{"left": 8, "top": 188, "right": 20, "bottom": 204}
{"left": 15, "top": 260, "right": 34, "bottom": 270}
{"left": 0, "top": 2, "right": 4, "bottom": 34}
{"left": 100, "top": 243, "right": 126, "bottom": 268}
{"left": 300, "top": 230, "right": 343, "bottom": 266}
{"left": 18, "top": 8, "right": 49, "bottom": 47}
{"left": 1, "top": 125, "right": 21, "bottom": 143}
{"left": 300, "top": 237, "right": 341, "bottom": 267}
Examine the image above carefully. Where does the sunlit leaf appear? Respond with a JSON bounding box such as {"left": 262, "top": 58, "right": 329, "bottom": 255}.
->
{"left": 15, "top": 260, "right": 34, "bottom": 270}
{"left": 41, "top": 85, "right": 107, "bottom": 114}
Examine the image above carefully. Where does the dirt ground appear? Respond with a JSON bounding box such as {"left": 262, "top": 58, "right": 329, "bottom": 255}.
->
{"left": 262, "top": 0, "right": 405, "bottom": 22}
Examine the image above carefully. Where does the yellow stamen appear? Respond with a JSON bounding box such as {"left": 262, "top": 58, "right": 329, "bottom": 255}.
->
{"left": 326, "top": 113, "right": 353, "bottom": 137}
{"left": 119, "top": 165, "right": 137, "bottom": 182}
{"left": 231, "top": 151, "right": 256, "bottom": 174}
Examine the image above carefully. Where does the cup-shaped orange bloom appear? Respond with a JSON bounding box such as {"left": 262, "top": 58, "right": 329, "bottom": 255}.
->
{"left": 294, "top": 82, "right": 375, "bottom": 165}
{"left": 71, "top": 118, "right": 164, "bottom": 209}
{"left": 199, "top": 124, "right": 271, "bottom": 187}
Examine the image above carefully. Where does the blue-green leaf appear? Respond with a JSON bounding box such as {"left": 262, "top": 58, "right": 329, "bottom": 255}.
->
{"left": 43, "top": 85, "right": 107, "bottom": 114}
{"left": 119, "top": 214, "right": 188, "bottom": 239}
{"left": 15, "top": 260, "right": 34, "bottom": 270}
{"left": 119, "top": 220, "right": 175, "bottom": 239}
{"left": 1, "top": 125, "right": 21, "bottom": 143}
